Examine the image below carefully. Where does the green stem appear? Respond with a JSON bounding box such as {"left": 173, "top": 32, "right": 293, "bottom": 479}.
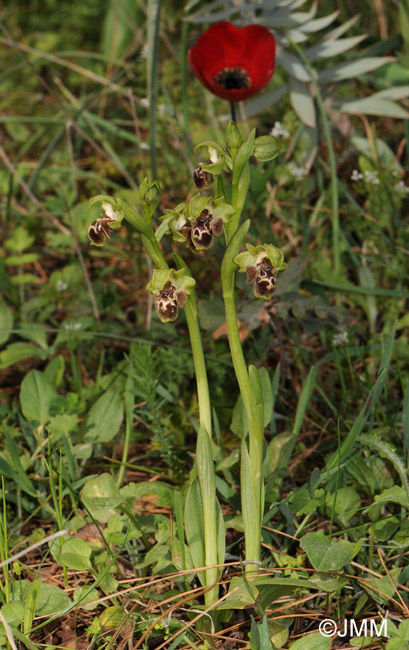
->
{"left": 221, "top": 222, "right": 263, "bottom": 571}
{"left": 184, "top": 297, "right": 212, "bottom": 436}
{"left": 288, "top": 38, "right": 340, "bottom": 274}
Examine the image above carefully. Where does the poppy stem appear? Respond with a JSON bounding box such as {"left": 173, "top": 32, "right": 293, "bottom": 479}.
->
{"left": 230, "top": 100, "right": 236, "bottom": 123}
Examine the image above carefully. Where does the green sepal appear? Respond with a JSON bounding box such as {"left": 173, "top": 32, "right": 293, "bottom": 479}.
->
{"left": 234, "top": 243, "right": 286, "bottom": 273}
{"left": 194, "top": 140, "right": 226, "bottom": 175}
{"left": 159, "top": 203, "right": 188, "bottom": 242}
{"left": 88, "top": 195, "right": 124, "bottom": 226}
{"left": 188, "top": 194, "right": 210, "bottom": 219}
{"left": 146, "top": 267, "right": 196, "bottom": 295}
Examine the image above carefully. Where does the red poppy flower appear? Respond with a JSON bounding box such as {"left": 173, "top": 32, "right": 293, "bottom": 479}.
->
{"left": 189, "top": 21, "right": 276, "bottom": 102}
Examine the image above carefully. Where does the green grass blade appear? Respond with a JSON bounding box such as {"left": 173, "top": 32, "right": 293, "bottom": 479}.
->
{"left": 293, "top": 366, "right": 318, "bottom": 437}
{"left": 147, "top": 0, "right": 162, "bottom": 179}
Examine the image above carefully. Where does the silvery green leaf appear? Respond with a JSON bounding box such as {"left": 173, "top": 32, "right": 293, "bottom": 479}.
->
{"left": 289, "top": 78, "right": 316, "bottom": 127}
{"left": 323, "top": 14, "right": 360, "bottom": 40}
{"left": 276, "top": 0, "right": 310, "bottom": 9}
{"left": 351, "top": 135, "right": 403, "bottom": 170}
{"left": 319, "top": 57, "right": 393, "bottom": 83}
{"left": 305, "top": 35, "right": 367, "bottom": 60}
{"left": 285, "top": 28, "right": 309, "bottom": 43}
{"left": 264, "top": 1, "right": 317, "bottom": 27}
{"left": 300, "top": 10, "right": 339, "bottom": 33}
{"left": 241, "top": 84, "right": 288, "bottom": 119}
{"left": 340, "top": 96, "right": 409, "bottom": 119}
{"left": 374, "top": 85, "right": 409, "bottom": 100}
{"left": 188, "top": 5, "right": 237, "bottom": 22}
{"left": 278, "top": 51, "right": 312, "bottom": 81}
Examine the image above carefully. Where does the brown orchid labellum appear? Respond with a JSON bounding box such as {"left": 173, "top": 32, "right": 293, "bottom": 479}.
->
{"left": 155, "top": 281, "right": 188, "bottom": 323}
{"left": 193, "top": 166, "right": 213, "bottom": 190}
{"left": 191, "top": 209, "right": 224, "bottom": 251}
{"left": 248, "top": 256, "right": 277, "bottom": 300}
{"left": 88, "top": 216, "right": 114, "bottom": 246}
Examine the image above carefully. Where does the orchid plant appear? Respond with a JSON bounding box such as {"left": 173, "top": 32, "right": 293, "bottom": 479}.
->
{"left": 87, "top": 22, "right": 284, "bottom": 609}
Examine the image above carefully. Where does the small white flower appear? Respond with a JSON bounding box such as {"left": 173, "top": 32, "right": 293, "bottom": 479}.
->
{"left": 141, "top": 44, "right": 149, "bottom": 60}
{"left": 363, "top": 170, "right": 380, "bottom": 185}
{"left": 56, "top": 280, "right": 68, "bottom": 292}
{"left": 140, "top": 97, "right": 150, "bottom": 108}
{"left": 270, "top": 121, "right": 290, "bottom": 138}
{"left": 289, "top": 165, "right": 308, "bottom": 181}
{"left": 351, "top": 169, "right": 363, "bottom": 182}
{"left": 65, "top": 323, "right": 82, "bottom": 332}
{"left": 333, "top": 331, "right": 349, "bottom": 346}
{"left": 140, "top": 142, "right": 150, "bottom": 151}
{"left": 395, "top": 180, "right": 409, "bottom": 194}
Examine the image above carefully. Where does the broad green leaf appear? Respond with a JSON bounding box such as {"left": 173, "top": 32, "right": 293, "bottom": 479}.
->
{"left": 362, "top": 567, "right": 401, "bottom": 605}
{"left": 134, "top": 544, "right": 169, "bottom": 569}
{"left": 99, "top": 605, "right": 127, "bottom": 629}
{"left": 0, "top": 302, "right": 13, "bottom": 345}
{"left": 47, "top": 414, "right": 78, "bottom": 437}
{"left": 263, "top": 432, "right": 297, "bottom": 479}
{"left": 373, "top": 486, "right": 409, "bottom": 509}
{"left": 325, "top": 487, "right": 361, "bottom": 523}
{"left": 85, "top": 390, "right": 124, "bottom": 443}
{"left": 81, "top": 473, "right": 121, "bottom": 523}
{"left": 0, "top": 342, "right": 44, "bottom": 369}
{"left": 20, "top": 370, "right": 57, "bottom": 425}
{"left": 73, "top": 586, "right": 99, "bottom": 610}
{"left": 289, "top": 633, "right": 331, "bottom": 650}
{"left": 60, "top": 537, "right": 93, "bottom": 571}
{"left": 290, "top": 78, "right": 316, "bottom": 127}
{"left": 120, "top": 481, "right": 175, "bottom": 508}
{"left": 300, "top": 531, "right": 355, "bottom": 571}
{"left": 18, "top": 324, "right": 48, "bottom": 349}
{"left": 1, "top": 602, "right": 24, "bottom": 626}
{"left": 215, "top": 576, "right": 258, "bottom": 610}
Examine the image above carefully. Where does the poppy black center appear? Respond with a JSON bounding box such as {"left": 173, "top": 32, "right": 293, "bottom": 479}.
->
{"left": 214, "top": 67, "right": 251, "bottom": 90}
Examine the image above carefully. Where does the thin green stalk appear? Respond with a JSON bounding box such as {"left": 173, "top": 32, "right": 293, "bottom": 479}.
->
{"left": 184, "top": 296, "right": 212, "bottom": 436}
{"left": 221, "top": 221, "right": 264, "bottom": 571}
{"left": 147, "top": 0, "right": 162, "bottom": 179}
{"left": 288, "top": 38, "right": 340, "bottom": 274}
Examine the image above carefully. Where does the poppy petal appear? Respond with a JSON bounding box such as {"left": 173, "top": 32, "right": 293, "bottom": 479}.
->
{"left": 189, "top": 21, "right": 276, "bottom": 102}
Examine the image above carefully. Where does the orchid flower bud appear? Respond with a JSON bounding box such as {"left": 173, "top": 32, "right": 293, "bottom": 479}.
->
{"left": 253, "top": 135, "right": 281, "bottom": 162}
